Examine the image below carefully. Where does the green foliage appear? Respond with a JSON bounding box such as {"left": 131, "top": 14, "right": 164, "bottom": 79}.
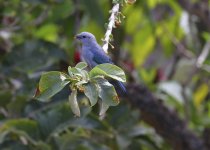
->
{"left": 35, "top": 62, "right": 126, "bottom": 116}
{"left": 36, "top": 71, "right": 70, "bottom": 101}
{"left": 84, "top": 82, "right": 98, "bottom": 106}
{"left": 1, "top": 0, "right": 210, "bottom": 149}
{"left": 97, "top": 78, "right": 119, "bottom": 107}
{"left": 89, "top": 63, "right": 126, "bottom": 82}
{"left": 68, "top": 89, "right": 80, "bottom": 117}
{"left": 0, "top": 119, "right": 50, "bottom": 150}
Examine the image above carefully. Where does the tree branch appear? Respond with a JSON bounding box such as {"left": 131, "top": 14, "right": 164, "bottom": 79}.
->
{"left": 101, "top": 1, "right": 208, "bottom": 149}
{"left": 102, "top": 3, "right": 120, "bottom": 53}
{"left": 127, "top": 84, "right": 207, "bottom": 150}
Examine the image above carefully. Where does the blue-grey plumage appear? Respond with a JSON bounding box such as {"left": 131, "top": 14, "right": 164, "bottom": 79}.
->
{"left": 75, "top": 32, "right": 126, "bottom": 95}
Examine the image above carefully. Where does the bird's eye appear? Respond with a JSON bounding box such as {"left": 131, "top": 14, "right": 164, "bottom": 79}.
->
{"left": 82, "top": 36, "right": 86, "bottom": 38}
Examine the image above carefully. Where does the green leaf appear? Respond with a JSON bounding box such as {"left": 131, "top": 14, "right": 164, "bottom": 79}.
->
{"left": 36, "top": 71, "right": 70, "bottom": 102}
{"left": 84, "top": 82, "right": 99, "bottom": 106}
{"left": 69, "top": 67, "right": 83, "bottom": 77}
{"left": 0, "top": 119, "right": 50, "bottom": 149}
{"left": 68, "top": 66, "right": 73, "bottom": 76}
{"left": 99, "top": 102, "right": 109, "bottom": 116}
{"left": 89, "top": 63, "right": 126, "bottom": 82}
{"left": 97, "top": 78, "right": 119, "bottom": 106}
{"left": 0, "top": 119, "right": 40, "bottom": 140}
{"left": 81, "top": 70, "right": 89, "bottom": 81}
{"left": 32, "top": 102, "right": 75, "bottom": 137}
{"left": 68, "top": 89, "right": 80, "bottom": 117}
{"left": 68, "top": 66, "right": 89, "bottom": 81}
{"left": 75, "top": 62, "right": 88, "bottom": 70}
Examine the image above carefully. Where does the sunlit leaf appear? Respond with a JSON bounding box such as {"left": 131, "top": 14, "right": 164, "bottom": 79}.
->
{"left": 35, "top": 71, "right": 70, "bottom": 102}
{"left": 89, "top": 63, "right": 126, "bottom": 82}
{"left": 75, "top": 62, "right": 88, "bottom": 70}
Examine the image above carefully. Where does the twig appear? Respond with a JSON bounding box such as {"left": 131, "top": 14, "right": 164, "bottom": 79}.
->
{"left": 102, "top": 3, "right": 120, "bottom": 53}
{"left": 196, "top": 42, "right": 210, "bottom": 68}
{"left": 162, "top": 24, "right": 194, "bottom": 80}
{"left": 163, "top": 24, "right": 194, "bottom": 59}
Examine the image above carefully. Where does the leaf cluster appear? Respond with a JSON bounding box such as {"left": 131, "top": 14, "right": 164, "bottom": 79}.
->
{"left": 35, "top": 62, "right": 126, "bottom": 117}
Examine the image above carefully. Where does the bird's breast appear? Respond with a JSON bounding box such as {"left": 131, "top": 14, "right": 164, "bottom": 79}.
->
{"left": 81, "top": 46, "right": 94, "bottom": 67}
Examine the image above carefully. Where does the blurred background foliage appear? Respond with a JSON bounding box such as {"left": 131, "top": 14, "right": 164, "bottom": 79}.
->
{"left": 0, "top": 0, "right": 210, "bottom": 149}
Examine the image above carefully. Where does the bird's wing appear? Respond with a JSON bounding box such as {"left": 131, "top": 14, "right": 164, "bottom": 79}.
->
{"left": 92, "top": 48, "right": 113, "bottom": 64}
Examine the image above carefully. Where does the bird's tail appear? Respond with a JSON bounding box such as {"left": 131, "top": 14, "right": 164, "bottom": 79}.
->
{"left": 110, "top": 80, "right": 126, "bottom": 96}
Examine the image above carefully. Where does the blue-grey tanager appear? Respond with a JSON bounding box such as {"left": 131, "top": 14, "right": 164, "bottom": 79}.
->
{"left": 75, "top": 32, "right": 126, "bottom": 95}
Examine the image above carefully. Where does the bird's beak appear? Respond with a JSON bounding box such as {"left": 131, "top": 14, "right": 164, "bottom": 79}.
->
{"left": 74, "top": 35, "right": 80, "bottom": 39}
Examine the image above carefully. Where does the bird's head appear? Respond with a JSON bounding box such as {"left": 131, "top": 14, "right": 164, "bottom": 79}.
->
{"left": 75, "top": 32, "right": 97, "bottom": 46}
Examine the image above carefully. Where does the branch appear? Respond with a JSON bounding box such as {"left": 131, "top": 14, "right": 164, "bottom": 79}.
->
{"left": 126, "top": 84, "right": 207, "bottom": 150}
{"left": 102, "top": 3, "right": 120, "bottom": 53}
{"left": 163, "top": 24, "right": 194, "bottom": 59}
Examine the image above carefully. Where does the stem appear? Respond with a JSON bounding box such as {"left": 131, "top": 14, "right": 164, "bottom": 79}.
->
{"left": 102, "top": 3, "right": 120, "bottom": 53}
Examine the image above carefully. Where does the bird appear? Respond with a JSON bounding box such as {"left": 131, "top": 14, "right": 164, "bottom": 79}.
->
{"left": 75, "top": 32, "right": 126, "bottom": 96}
